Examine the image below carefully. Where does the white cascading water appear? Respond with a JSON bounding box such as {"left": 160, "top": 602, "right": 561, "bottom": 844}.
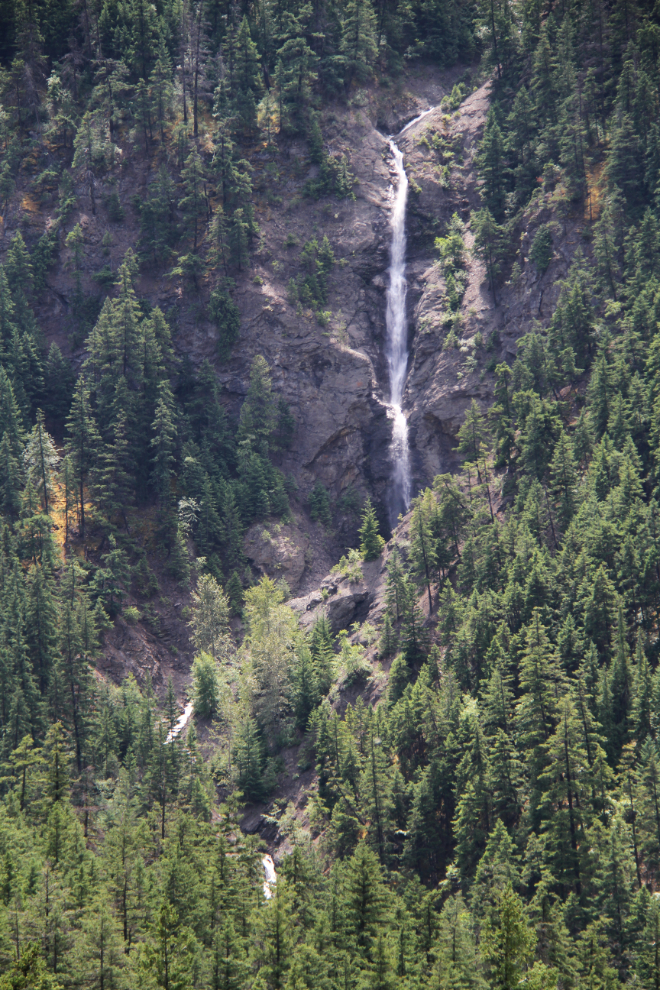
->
{"left": 385, "top": 139, "right": 412, "bottom": 525}
{"left": 385, "top": 109, "right": 432, "bottom": 526}
{"left": 262, "top": 854, "right": 277, "bottom": 899}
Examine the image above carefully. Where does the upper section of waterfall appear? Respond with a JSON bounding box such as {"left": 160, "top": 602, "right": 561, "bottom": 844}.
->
{"left": 385, "top": 140, "right": 409, "bottom": 411}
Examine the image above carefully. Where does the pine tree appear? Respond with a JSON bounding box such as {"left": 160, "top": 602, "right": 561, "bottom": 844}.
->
{"left": 409, "top": 489, "right": 438, "bottom": 611}
{"left": 188, "top": 0, "right": 209, "bottom": 140}
{"left": 0, "top": 431, "right": 23, "bottom": 517}
{"left": 515, "top": 612, "right": 563, "bottom": 822}
{"left": 341, "top": 0, "right": 378, "bottom": 86}
{"left": 472, "top": 208, "right": 506, "bottom": 302}
{"left": 379, "top": 612, "right": 397, "bottom": 659}
{"left": 212, "top": 919, "right": 248, "bottom": 990}
{"left": 92, "top": 535, "right": 129, "bottom": 618}
{"left": 549, "top": 431, "right": 578, "bottom": 531}
{"left": 78, "top": 897, "right": 126, "bottom": 990}
{"left": 232, "top": 16, "right": 262, "bottom": 138}
{"left": 179, "top": 146, "right": 207, "bottom": 255}
{"left": 359, "top": 498, "right": 385, "bottom": 561}
{"left": 192, "top": 652, "right": 221, "bottom": 719}
{"left": 23, "top": 410, "right": 59, "bottom": 516}
{"left": 342, "top": 842, "right": 389, "bottom": 957}
{"left": 310, "top": 614, "right": 334, "bottom": 695}
{"left": 274, "top": 8, "right": 318, "bottom": 136}
{"left": 482, "top": 884, "right": 535, "bottom": 990}
{"left": 293, "top": 639, "right": 320, "bottom": 729}
{"left": 65, "top": 378, "right": 101, "bottom": 540}
{"left": 149, "top": 36, "right": 173, "bottom": 144}
{"left": 436, "top": 894, "right": 485, "bottom": 990}
{"left": 190, "top": 574, "right": 231, "bottom": 660}
{"left": 399, "top": 578, "right": 428, "bottom": 665}
{"left": 477, "top": 113, "right": 506, "bottom": 219}
{"left": 538, "top": 696, "right": 591, "bottom": 896}
{"left": 26, "top": 560, "right": 59, "bottom": 694}
{"left": 237, "top": 355, "right": 276, "bottom": 456}
{"left": 57, "top": 564, "right": 96, "bottom": 771}
{"left": 254, "top": 884, "right": 295, "bottom": 988}
{"left": 150, "top": 380, "right": 177, "bottom": 508}
{"left": 140, "top": 900, "right": 196, "bottom": 990}
{"left": 96, "top": 409, "right": 134, "bottom": 530}
{"left": 228, "top": 208, "right": 250, "bottom": 270}
{"left": 234, "top": 712, "right": 264, "bottom": 801}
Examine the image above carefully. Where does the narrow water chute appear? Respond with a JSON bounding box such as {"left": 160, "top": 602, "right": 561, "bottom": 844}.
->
{"left": 384, "top": 110, "right": 433, "bottom": 526}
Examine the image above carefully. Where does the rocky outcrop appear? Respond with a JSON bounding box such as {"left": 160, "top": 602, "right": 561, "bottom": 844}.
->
{"left": 401, "top": 81, "right": 591, "bottom": 489}
{"left": 289, "top": 582, "right": 371, "bottom": 635}
{"left": 213, "top": 70, "right": 482, "bottom": 526}
{"left": 244, "top": 521, "right": 310, "bottom": 590}
{"left": 288, "top": 553, "right": 394, "bottom": 636}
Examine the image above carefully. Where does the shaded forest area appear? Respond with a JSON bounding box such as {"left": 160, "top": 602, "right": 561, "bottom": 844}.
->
{"left": 3, "top": 1, "right": 660, "bottom": 990}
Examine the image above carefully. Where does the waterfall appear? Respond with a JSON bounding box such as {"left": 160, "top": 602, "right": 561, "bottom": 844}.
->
{"left": 385, "top": 109, "right": 432, "bottom": 527}
{"left": 165, "top": 701, "right": 194, "bottom": 744}
{"left": 385, "top": 138, "right": 411, "bottom": 526}
{"left": 262, "top": 854, "right": 277, "bottom": 899}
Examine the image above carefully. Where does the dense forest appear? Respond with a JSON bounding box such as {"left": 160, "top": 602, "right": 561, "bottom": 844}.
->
{"left": 2, "top": 0, "right": 660, "bottom": 989}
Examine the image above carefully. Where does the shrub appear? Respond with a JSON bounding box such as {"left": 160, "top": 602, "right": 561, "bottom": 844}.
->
{"left": 435, "top": 213, "right": 468, "bottom": 311}
{"left": 331, "top": 548, "right": 363, "bottom": 583}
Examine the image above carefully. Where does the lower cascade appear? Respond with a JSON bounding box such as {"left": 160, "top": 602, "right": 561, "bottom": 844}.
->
{"left": 165, "top": 702, "right": 194, "bottom": 744}
{"left": 262, "top": 855, "right": 277, "bottom": 899}
{"left": 385, "top": 110, "right": 432, "bottom": 526}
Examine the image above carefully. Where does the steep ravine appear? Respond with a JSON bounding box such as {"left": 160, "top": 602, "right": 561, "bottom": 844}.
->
{"left": 223, "top": 74, "right": 509, "bottom": 549}
{"left": 212, "top": 69, "right": 484, "bottom": 548}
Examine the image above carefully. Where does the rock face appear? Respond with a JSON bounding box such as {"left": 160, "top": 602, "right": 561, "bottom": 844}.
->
{"left": 244, "top": 522, "right": 310, "bottom": 590}
{"left": 209, "top": 69, "right": 481, "bottom": 536}
{"left": 401, "top": 82, "right": 590, "bottom": 490}
{"left": 289, "top": 583, "right": 371, "bottom": 635}
{"left": 18, "top": 64, "right": 589, "bottom": 603}
{"left": 288, "top": 555, "right": 389, "bottom": 635}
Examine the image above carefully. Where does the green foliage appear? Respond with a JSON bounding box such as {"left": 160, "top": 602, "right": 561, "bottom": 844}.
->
{"left": 530, "top": 224, "right": 554, "bottom": 273}
{"left": 1, "top": 7, "right": 660, "bottom": 989}
{"left": 209, "top": 287, "right": 241, "bottom": 360}
{"left": 190, "top": 574, "right": 230, "bottom": 660}
{"left": 192, "top": 652, "right": 220, "bottom": 718}
{"left": 332, "top": 547, "right": 364, "bottom": 582}
{"left": 309, "top": 482, "right": 332, "bottom": 526}
{"left": 435, "top": 213, "right": 468, "bottom": 311}
{"left": 291, "top": 236, "right": 335, "bottom": 309}
{"left": 305, "top": 117, "right": 356, "bottom": 200}
{"left": 471, "top": 208, "right": 506, "bottom": 301}
{"left": 226, "top": 570, "right": 244, "bottom": 616}
{"left": 359, "top": 498, "right": 385, "bottom": 561}
{"left": 136, "top": 166, "right": 178, "bottom": 268}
